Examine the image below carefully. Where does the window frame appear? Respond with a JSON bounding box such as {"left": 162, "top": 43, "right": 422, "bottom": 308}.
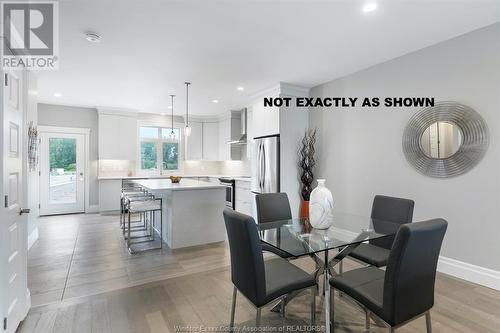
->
{"left": 137, "top": 123, "right": 183, "bottom": 175}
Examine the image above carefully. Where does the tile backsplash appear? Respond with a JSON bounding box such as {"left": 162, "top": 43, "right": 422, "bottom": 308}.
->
{"left": 99, "top": 160, "right": 136, "bottom": 177}
{"left": 220, "top": 160, "right": 251, "bottom": 176}
{"left": 183, "top": 161, "right": 221, "bottom": 175}
{"left": 99, "top": 159, "right": 250, "bottom": 177}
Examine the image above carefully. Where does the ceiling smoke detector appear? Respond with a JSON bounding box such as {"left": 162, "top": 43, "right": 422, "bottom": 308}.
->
{"left": 85, "top": 32, "right": 102, "bottom": 43}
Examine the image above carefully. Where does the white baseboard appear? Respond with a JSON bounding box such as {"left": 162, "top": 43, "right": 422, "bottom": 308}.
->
{"left": 326, "top": 227, "right": 500, "bottom": 290}
{"left": 438, "top": 256, "right": 500, "bottom": 291}
{"left": 87, "top": 204, "right": 99, "bottom": 213}
{"left": 27, "top": 227, "right": 39, "bottom": 250}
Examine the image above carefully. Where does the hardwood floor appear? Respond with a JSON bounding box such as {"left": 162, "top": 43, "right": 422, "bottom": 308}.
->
{"left": 23, "top": 213, "right": 500, "bottom": 332}
{"left": 28, "top": 213, "right": 230, "bottom": 306}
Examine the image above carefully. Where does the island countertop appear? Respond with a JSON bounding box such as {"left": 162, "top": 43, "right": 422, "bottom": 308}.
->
{"left": 134, "top": 178, "right": 226, "bottom": 191}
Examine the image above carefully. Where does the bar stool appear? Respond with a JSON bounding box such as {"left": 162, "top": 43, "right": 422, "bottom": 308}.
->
{"left": 120, "top": 182, "right": 148, "bottom": 229}
{"left": 121, "top": 192, "right": 154, "bottom": 237}
{"left": 125, "top": 195, "right": 163, "bottom": 254}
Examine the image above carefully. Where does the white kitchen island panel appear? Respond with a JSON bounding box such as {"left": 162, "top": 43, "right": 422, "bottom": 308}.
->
{"left": 135, "top": 179, "right": 226, "bottom": 249}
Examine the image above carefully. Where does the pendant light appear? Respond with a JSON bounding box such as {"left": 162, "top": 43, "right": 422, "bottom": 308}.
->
{"left": 184, "top": 82, "right": 192, "bottom": 136}
{"left": 169, "top": 94, "right": 176, "bottom": 140}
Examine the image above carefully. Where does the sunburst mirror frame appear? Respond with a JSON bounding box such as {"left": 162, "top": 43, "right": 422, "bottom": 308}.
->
{"left": 402, "top": 101, "right": 489, "bottom": 178}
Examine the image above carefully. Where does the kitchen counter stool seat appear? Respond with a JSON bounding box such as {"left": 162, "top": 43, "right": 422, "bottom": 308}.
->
{"left": 126, "top": 196, "right": 163, "bottom": 254}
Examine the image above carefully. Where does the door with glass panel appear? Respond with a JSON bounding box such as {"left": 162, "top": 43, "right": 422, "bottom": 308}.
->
{"left": 39, "top": 132, "right": 85, "bottom": 215}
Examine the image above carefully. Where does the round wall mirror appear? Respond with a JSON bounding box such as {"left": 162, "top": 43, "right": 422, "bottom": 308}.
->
{"left": 420, "top": 121, "right": 462, "bottom": 159}
{"left": 403, "top": 102, "right": 489, "bottom": 178}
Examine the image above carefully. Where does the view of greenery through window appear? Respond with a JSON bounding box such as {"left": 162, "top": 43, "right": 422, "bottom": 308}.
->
{"left": 140, "top": 127, "right": 180, "bottom": 171}
{"left": 49, "top": 138, "right": 76, "bottom": 172}
{"left": 141, "top": 142, "right": 157, "bottom": 169}
{"left": 163, "top": 142, "right": 178, "bottom": 170}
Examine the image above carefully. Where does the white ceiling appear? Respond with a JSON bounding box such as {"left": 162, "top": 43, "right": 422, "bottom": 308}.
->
{"left": 36, "top": 0, "right": 500, "bottom": 116}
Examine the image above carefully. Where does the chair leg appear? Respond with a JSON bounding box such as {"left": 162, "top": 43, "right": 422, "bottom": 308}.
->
{"left": 425, "top": 311, "right": 432, "bottom": 333}
{"left": 365, "top": 309, "right": 371, "bottom": 329}
{"left": 280, "top": 296, "right": 286, "bottom": 318}
{"left": 310, "top": 287, "right": 316, "bottom": 325}
{"left": 256, "top": 308, "right": 261, "bottom": 327}
{"left": 330, "top": 287, "right": 335, "bottom": 332}
{"left": 338, "top": 261, "right": 343, "bottom": 297}
{"left": 390, "top": 328, "right": 395, "bottom": 333}
{"left": 230, "top": 287, "right": 237, "bottom": 328}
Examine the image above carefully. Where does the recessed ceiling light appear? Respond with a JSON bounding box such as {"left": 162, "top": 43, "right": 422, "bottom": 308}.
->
{"left": 212, "top": 99, "right": 219, "bottom": 103}
{"left": 237, "top": 87, "right": 244, "bottom": 91}
{"left": 54, "top": 92, "right": 62, "bottom": 97}
{"left": 168, "top": 106, "right": 172, "bottom": 109}
{"left": 85, "top": 32, "right": 102, "bottom": 43}
{"left": 362, "top": 2, "right": 377, "bottom": 13}
{"left": 28, "top": 90, "right": 38, "bottom": 96}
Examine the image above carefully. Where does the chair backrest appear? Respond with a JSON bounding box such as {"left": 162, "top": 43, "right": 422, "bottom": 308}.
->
{"left": 223, "top": 208, "right": 266, "bottom": 306}
{"left": 383, "top": 219, "right": 447, "bottom": 326}
{"left": 370, "top": 195, "right": 415, "bottom": 249}
{"left": 255, "top": 193, "right": 292, "bottom": 224}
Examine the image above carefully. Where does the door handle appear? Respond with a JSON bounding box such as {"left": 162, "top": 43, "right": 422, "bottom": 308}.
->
{"left": 262, "top": 143, "right": 266, "bottom": 191}
{"left": 19, "top": 208, "right": 31, "bottom": 215}
{"left": 259, "top": 143, "right": 264, "bottom": 191}
{"left": 257, "top": 142, "right": 262, "bottom": 190}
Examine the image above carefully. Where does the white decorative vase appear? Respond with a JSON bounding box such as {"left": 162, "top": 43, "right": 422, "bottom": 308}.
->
{"left": 309, "top": 179, "right": 333, "bottom": 229}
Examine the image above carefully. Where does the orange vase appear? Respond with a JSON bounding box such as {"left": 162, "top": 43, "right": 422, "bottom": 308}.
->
{"left": 300, "top": 200, "right": 310, "bottom": 219}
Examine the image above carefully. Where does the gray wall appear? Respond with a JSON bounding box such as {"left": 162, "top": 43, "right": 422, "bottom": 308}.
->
{"left": 309, "top": 23, "right": 500, "bottom": 271}
{"left": 38, "top": 103, "right": 99, "bottom": 206}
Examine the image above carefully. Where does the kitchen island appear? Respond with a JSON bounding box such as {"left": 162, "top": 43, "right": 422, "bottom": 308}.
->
{"left": 134, "top": 178, "right": 227, "bottom": 249}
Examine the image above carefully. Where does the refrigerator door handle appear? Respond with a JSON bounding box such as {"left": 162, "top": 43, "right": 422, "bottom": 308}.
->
{"left": 257, "top": 141, "right": 263, "bottom": 191}
{"left": 262, "top": 142, "right": 266, "bottom": 192}
{"left": 259, "top": 142, "right": 264, "bottom": 191}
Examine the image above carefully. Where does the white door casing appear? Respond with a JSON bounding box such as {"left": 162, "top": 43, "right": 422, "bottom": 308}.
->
{"left": 1, "top": 70, "right": 29, "bottom": 333}
{"left": 39, "top": 129, "right": 86, "bottom": 216}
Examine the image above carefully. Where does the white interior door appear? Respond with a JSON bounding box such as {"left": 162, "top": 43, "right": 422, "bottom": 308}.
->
{"left": 1, "top": 70, "right": 29, "bottom": 333}
{"left": 39, "top": 131, "right": 85, "bottom": 215}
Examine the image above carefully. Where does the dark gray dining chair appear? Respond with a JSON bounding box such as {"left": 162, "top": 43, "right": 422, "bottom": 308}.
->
{"left": 330, "top": 219, "right": 448, "bottom": 333}
{"left": 342, "top": 195, "right": 415, "bottom": 272}
{"left": 223, "top": 209, "right": 317, "bottom": 328}
{"left": 255, "top": 193, "right": 297, "bottom": 259}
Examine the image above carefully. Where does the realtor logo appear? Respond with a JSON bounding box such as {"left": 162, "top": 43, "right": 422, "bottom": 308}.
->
{"left": 1, "top": 1, "right": 59, "bottom": 70}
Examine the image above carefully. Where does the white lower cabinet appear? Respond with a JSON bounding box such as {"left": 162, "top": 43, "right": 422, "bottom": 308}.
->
{"left": 235, "top": 180, "right": 252, "bottom": 215}
{"left": 99, "top": 179, "right": 122, "bottom": 212}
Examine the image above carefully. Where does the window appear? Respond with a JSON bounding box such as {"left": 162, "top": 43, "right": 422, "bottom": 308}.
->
{"left": 163, "top": 142, "right": 178, "bottom": 170}
{"left": 140, "top": 142, "right": 157, "bottom": 170}
{"left": 139, "top": 126, "right": 180, "bottom": 172}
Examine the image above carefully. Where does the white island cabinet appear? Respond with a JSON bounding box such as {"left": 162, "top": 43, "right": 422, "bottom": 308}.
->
{"left": 134, "top": 178, "right": 226, "bottom": 249}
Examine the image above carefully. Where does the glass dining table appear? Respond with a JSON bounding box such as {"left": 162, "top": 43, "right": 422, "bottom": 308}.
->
{"left": 257, "top": 211, "right": 398, "bottom": 332}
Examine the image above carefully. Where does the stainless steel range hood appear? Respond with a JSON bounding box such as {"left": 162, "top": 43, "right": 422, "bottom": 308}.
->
{"left": 228, "top": 108, "right": 247, "bottom": 145}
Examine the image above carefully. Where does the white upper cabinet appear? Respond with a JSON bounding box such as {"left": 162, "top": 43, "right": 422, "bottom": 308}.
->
{"left": 185, "top": 121, "right": 203, "bottom": 160}
{"left": 218, "top": 114, "right": 242, "bottom": 161}
{"left": 218, "top": 118, "right": 231, "bottom": 160}
{"left": 245, "top": 109, "right": 253, "bottom": 160}
{"left": 185, "top": 121, "right": 218, "bottom": 161}
{"left": 202, "top": 122, "right": 219, "bottom": 160}
{"left": 252, "top": 98, "right": 279, "bottom": 138}
{"left": 98, "top": 112, "right": 137, "bottom": 160}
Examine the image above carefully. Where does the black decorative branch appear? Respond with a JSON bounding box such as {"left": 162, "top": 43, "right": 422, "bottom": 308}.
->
{"left": 299, "top": 129, "right": 317, "bottom": 201}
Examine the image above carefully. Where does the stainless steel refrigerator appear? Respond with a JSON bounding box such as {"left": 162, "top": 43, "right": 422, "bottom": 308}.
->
{"left": 251, "top": 134, "right": 280, "bottom": 194}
